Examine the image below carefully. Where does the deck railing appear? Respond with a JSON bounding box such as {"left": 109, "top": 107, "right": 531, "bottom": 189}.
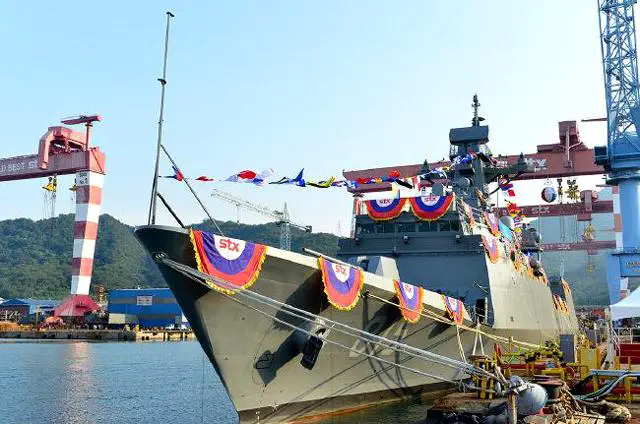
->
{"left": 614, "top": 327, "right": 636, "bottom": 344}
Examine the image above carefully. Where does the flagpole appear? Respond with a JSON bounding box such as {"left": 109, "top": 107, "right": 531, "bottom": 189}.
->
{"left": 148, "top": 11, "right": 175, "bottom": 225}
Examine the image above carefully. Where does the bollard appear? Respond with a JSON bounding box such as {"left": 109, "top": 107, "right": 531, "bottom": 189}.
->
{"left": 507, "top": 392, "right": 518, "bottom": 424}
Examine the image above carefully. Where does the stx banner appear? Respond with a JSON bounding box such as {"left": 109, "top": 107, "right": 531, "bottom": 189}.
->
{"left": 394, "top": 280, "right": 424, "bottom": 323}
{"left": 483, "top": 212, "right": 500, "bottom": 236}
{"left": 408, "top": 194, "right": 454, "bottom": 221}
{"left": 482, "top": 235, "right": 501, "bottom": 264}
{"left": 442, "top": 295, "right": 465, "bottom": 325}
{"left": 364, "top": 197, "right": 407, "bottom": 221}
{"left": 318, "top": 257, "right": 364, "bottom": 310}
{"left": 460, "top": 200, "right": 475, "bottom": 227}
{"left": 190, "top": 230, "right": 267, "bottom": 294}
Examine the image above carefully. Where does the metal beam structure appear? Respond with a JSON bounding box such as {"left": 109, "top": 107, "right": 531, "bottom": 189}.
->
{"left": 343, "top": 121, "right": 605, "bottom": 194}
{"left": 497, "top": 200, "right": 613, "bottom": 218}
{"left": 0, "top": 126, "right": 105, "bottom": 182}
{"left": 0, "top": 118, "right": 106, "bottom": 316}
{"left": 594, "top": 0, "right": 640, "bottom": 301}
{"left": 211, "top": 188, "right": 311, "bottom": 251}
{"left": 542, "top": 241, "right": 616, "bottom": 252}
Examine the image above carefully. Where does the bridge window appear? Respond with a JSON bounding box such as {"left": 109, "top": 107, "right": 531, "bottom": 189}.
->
{"left": 375, "top": 222, "right": 395, "bottom": 234}
{"left": 450, "top": 221, "right": 461, "bottom": 232}
{"left": 397, "top": 222, "right": 416, "bottom": 233}
{"left": 418, "top": 221, "right": 438, "bottom": 232}
{"left": 358, "top": 259, "right": 370, "bottom": 270}
{"left": 439, "top": 221, "right": 451, "bottom": 232}
{"left": 356, "top": 223, "right": 374, "bottom": 234}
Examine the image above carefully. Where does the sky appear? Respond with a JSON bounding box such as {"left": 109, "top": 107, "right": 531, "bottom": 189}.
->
{"left": 0, "top": 1, "right": 612, "bottom": 235}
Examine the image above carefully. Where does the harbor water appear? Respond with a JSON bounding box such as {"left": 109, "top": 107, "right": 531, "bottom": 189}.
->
{"left": 0, "top": 340, "right": 430, "bottom": 424}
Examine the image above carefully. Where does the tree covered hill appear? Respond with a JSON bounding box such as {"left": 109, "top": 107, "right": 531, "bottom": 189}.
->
{"left": 0, "top": 214, "right": 338, "bottom": 300}
{"left": 0, "top": 211, "right": 610, "bottom": 305}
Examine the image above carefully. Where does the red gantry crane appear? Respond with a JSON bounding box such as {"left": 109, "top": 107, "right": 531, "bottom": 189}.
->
{"left": 0, "top": 115, "right": 105, "bottom": 318}
{"left": 344, "top": 120, "right": 618, "bottom": 256}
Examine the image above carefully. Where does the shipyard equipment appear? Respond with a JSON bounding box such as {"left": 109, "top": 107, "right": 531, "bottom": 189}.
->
{"left": 0, "top": 115, "right": 105, "bottom": 317}
{"left": 211, "top": 188, "right": 311, "bottom": 250}
{"left": 594, "top": 0, "right": 640, "bottom": 302}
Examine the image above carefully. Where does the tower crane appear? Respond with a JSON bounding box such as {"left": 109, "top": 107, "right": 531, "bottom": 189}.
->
{"left": 211, "top": 188, "right": 312, "bottom": 251}
{"left": 594, "top": 0, "right": 640, "bottom": 301}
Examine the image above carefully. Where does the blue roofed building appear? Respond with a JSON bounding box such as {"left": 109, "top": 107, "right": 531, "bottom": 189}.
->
{"left": 0, "top": 299, "right": 59, "bottom": 321}
{"left": 107, "top": 288, "right": 186, "bottom": 328}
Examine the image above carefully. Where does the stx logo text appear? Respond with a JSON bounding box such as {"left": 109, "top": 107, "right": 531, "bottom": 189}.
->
{"left": 219, "top": 238, "right": 240, "bottom": 252}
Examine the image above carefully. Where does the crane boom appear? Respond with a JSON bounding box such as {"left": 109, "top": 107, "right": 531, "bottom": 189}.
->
{"left": 0, "top": 117, "right": 105, "bottom": 317}
{"left": 597, "top": 0, "right": 640, "bottom": 147}
{"left": 212, "top": 188, "right": 281, "bottom": 221}
{"left": 595, "top": 0, "right": 640, "bottom": 302}
{"left": 210, "top": 188, "right": 311, "bottom": 250}
{"left": 0, "top": 126, "right": 105, "bottom": 182}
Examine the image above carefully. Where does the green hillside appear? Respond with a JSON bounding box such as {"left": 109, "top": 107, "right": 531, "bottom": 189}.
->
{"left": 0, "top": 214, "right": 338, "bottom": 300}
{"left": 0, "top": 210, "right": 611, "bottom": 305}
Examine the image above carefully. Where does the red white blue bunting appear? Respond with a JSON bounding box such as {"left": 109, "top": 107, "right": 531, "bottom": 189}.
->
{"left": 539, "top": 269, "right": 549, "bottom": 285}
{"left": 553, "top": 294, "right": 568, "bottom": 314}
{"left": 190, "top": 230, "right": 268, "bottom": 294}
{"left": 442, "top": 295, "right": 465, "bottom": 325}
{"left": 483, "top": 212, "right": 500, "bottom": 236}
{"left": 482, "top": 235, "right": 500, "bottom": 263}
{"left": 512, "top": 250, "right": 522, "bottom": 272}
{"left": 460, "top": 200, "right": 475, "bottom": 227}
{"left": 525, "top": 257, "right": 534, "bottom": 278}
{"left": 499, "top": 177, "right": 516, "bottom": 197}
{"left": 318, "top": 258, "right": 364, "bottom": 310}
{"left": 408, "top": 194, "right": 454, "bottom": 221}
{"left": 364, "top": 197, "right": 407, "bottom": 221}
{"left": 393, "top": 280, "right": 424, "bottom": 323}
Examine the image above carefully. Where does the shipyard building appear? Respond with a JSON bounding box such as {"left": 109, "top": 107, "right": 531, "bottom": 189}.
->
{"left": 107, "top": 288, "right": 187, "bottom": 329}
{"left": 0, "top": 299, "right": 59, "bottom": 322}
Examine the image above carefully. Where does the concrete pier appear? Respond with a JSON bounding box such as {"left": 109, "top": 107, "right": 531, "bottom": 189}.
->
{"left": 0, "top": 329, "right": 194, "bottom": 341}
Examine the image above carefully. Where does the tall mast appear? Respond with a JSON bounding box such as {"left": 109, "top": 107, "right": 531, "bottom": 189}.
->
{"left": 471, "top": 93, "right": 483, "bottom": 127}
{"left": 148, "top": 11, "right": 175, "bottom": 225}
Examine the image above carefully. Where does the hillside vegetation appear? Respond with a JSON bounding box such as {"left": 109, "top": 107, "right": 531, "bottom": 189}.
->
{"left": 0, "top": 212, "right": 609, "bottom": 305}
{"left": 0, "top": 214, "right": 338, "bottom": 300}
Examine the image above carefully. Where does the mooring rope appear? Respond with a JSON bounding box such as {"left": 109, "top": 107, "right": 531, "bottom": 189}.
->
{"left": 364, "top": 292, "right": 543, "bottom": 351}
{"left": 226, "top": 294, "right": 472, "bottom": 386}
{"left": 159, "top": 256, "right": 498, "bottom": 382}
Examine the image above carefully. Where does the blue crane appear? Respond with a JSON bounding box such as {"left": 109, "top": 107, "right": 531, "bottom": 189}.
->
{"left": 595, "top": 0, "right": 640, "bottom": 302}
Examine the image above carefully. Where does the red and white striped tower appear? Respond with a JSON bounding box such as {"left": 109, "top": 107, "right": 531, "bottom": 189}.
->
{"left": 71, "top": 170, "right": 104, "bottom": 295}
{"left": 612, "top": 186, "right": 629, "bottom": 299}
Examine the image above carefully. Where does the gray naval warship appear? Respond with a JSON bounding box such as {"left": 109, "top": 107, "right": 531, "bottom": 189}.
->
{"left": 135, "top": 99, "right": 579, "bottom": 423}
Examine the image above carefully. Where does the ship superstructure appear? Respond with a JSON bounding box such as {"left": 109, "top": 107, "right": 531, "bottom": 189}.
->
{"left": 338, "top": 97, "right": 576, "bottom": 336}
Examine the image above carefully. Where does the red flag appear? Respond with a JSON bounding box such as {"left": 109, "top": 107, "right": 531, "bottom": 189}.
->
{"left": 237, "top": 170, "right": 257, "bottom": 180}
{"left": 173, "top": 166, "right": 184, "bottom": 181}
{"left": 388, "top": 169, "right": 401, "bottom": 178}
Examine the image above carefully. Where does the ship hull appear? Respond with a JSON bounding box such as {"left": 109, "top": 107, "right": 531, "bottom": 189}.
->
{"left": 135, "top": 225, "right": 575, "bottom": 424}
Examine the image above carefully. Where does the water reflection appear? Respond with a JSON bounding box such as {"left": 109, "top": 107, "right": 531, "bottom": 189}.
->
{"left": 55, "top": 342, "right": 96, "bottom": 424}
{"left": 0, "top": 340, "right": 429, "bottom": 424}
{"left": 0, "top": 340, "right": 237, "bottom": 424}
